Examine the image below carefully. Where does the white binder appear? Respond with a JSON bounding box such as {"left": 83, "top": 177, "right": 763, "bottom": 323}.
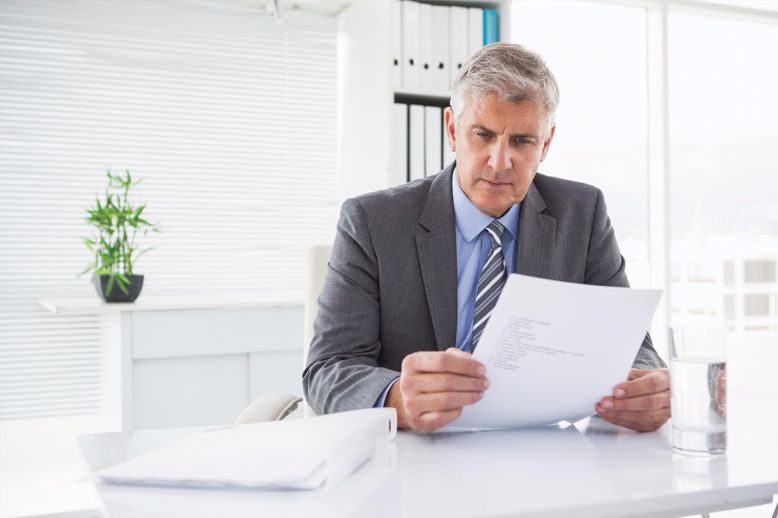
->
{"left": 392, "top": 0, "right": 403, "bottom": 89}
{"left": 442, "top": 113, "right": 455, "bottom": 168}
{"left": 392, "top": 103, "right": 408, "bottom": 184}
{"left": 430, "top": 5, "right": 450, "bottom": 91}
{"left": 409, "top": 104, "right": 425, "bottom": 181}
{"left": 424, "top": 106, "right": 442, "bottom": 176}
{"left": 418, "top": 2, "right": 433, "bottom": 90}
{"left": 401, "top": 0, "right": 420, "bottom": 89}
{"left": 468, "top": 7, "right": 484, "bottom": 57}
{"left": 449, "top": 6, "right": 469, "bottom": 87}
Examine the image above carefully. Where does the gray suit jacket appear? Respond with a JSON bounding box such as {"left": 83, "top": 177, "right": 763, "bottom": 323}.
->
{"left": 303, "top": 164, "right": 665, "bottom": 415}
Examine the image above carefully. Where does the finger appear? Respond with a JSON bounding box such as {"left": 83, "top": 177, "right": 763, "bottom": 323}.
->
{"left": 406, "top": 372, "right": 489, "bottom": 394}
{"left": 416, "top": 408, "right": 463, "bottom": 433}
{"left": 406, "top": 390, "right": 484, "bottom": 415}
{"left": 599, "top": 389, "right": 670, "bottom": 412}
{"left": 613, "top": 368, "right": 670, "bottom": 398}
{"left": 628, "top": 368, "right": 651, "bottom": 381}
{"left": 404, "top": 350, "right": 485, "bottom": 378}
{"left": 596, "top": 409, "right": 668, "bottom": 433}
{"left": 596, "top": 404, "right": 670, "bottom": 428}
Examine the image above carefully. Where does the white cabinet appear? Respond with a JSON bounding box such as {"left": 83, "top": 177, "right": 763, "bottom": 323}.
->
{"left": 126, "top": 305, "right": 303, "bottom": 429}
{"left": 39, "top": 297, "right": 304, "bottom": 430}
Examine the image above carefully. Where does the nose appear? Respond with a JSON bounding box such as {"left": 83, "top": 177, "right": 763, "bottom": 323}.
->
{"left": 487, "top": 138, "right": 511, "bottom": 172}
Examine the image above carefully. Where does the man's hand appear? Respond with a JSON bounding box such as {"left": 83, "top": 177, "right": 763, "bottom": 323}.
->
{"left": 386, "top": 347, "right": 488, "bottom": 433}
{"left": 595, "top": 368, "right": 671, "bottom": 432}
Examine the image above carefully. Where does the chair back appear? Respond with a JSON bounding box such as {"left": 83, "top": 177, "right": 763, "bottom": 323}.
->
{"left": 303, "top": 244, "right": 332, "bottom": 416}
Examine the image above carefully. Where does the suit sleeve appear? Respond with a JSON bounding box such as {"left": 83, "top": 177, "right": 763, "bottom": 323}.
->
{"left": 302, "top": 198, "right": 400, "bottom": 414}
{"left": 585, "top": 189, "right": 666, "bottom": 369}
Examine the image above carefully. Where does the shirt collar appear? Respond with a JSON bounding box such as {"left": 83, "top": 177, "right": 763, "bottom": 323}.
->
{"left": 452, "top": 167, "right": 520, "bottom": 243}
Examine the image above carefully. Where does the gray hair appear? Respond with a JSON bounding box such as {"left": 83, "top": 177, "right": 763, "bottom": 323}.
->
{"left": 450, "top": 42, "right": 560, "bottom": 129}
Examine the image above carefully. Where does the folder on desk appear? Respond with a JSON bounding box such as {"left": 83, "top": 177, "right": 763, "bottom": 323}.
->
{"left": 96, "top": 408, "right": 397, "bottom": 491}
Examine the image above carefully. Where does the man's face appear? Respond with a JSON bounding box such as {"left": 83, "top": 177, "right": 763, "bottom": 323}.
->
{"left": 445, "top": 94, "right": 555, "bottom": 217}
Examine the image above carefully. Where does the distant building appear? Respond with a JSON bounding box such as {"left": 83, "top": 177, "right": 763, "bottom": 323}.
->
{"left": 671, "top": 237, "right": 778, "bottom": 333}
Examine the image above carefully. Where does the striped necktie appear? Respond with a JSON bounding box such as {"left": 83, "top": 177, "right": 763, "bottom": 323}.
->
{"left": 471, "top": 220, "right": 507, "bottom": 350}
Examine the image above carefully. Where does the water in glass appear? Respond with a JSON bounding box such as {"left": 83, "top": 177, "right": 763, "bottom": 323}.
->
{"left": 671, "top": 356, "right": 727, "bottom": 455}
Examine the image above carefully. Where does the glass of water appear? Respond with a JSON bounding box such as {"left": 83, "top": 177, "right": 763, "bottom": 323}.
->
{"left": 669, "top": 324, "right": 727, "bottom": 455}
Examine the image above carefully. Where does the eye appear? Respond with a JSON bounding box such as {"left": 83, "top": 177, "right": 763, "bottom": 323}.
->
{"left": 511, "top": 137, "right": 531, "bottom": 146}
{"left": 475, "top": 131, "right": 492, "bottom": 139}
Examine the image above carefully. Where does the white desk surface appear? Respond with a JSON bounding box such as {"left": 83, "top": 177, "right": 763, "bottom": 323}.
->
{"left": 78, "top": 390, "right": 778, "bottom": 518}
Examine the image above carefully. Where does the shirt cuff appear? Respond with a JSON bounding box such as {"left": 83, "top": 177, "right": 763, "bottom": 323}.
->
{"left": 374, "top": 376, "right": 400, "bottom": 408}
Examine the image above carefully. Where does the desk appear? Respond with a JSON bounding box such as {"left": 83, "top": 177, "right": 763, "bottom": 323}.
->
{"left": 78, "top": 390, "right": 778, "bottom": 518}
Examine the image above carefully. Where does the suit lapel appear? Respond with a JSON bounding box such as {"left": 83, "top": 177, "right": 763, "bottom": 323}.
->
{"left": 416, "top": 166, "right": 458, "bottom": 351}
{"left": 517, "top": 183, "right": 556, "bottom": 279}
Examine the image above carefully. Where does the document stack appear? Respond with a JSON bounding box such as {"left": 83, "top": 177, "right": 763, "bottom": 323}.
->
{"left": 95, "top": 408, "right": 397, "bottom": 491}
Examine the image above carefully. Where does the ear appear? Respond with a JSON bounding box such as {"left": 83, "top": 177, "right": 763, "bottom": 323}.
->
{"left": 540, "top": 125, "right": 556, "bottom": 162}
{"left": 444, "top": 107, "right": 456, "bottom": 152}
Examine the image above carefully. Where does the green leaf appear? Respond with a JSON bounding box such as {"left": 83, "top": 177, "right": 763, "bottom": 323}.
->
{"left": 105, "top": 275, "right": 115, "bottom": 297}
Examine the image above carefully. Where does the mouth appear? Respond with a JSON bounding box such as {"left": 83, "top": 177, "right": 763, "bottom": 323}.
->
{"left": 480, "top": 178, "right": 511, "bottom": 188}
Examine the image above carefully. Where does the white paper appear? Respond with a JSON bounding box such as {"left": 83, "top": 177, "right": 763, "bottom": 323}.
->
{"left": 97, "top": 408, "right": 397, "bottom": 490}
{"left": 444, "top": 275, "right": 662, "bottom": 431}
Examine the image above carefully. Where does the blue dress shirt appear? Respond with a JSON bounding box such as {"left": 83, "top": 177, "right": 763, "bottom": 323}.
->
{"left": 374, "top": 169, "right": 521, "bottom": 405}
{"left": 452, "top": 168, "right": 520, "bottom": 352}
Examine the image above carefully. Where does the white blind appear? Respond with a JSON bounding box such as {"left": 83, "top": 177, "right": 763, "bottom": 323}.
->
{"left": 0, "top": 0, "right": 338, "bottom": 420}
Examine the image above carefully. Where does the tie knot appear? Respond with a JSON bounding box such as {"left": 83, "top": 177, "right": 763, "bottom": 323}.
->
{"left": 485, "top": 220, "right": 505, "bottom": 247}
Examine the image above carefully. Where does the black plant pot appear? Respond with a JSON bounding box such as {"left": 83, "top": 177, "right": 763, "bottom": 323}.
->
{"left": 94, "top": 274, "right": 144, "bottom": 303}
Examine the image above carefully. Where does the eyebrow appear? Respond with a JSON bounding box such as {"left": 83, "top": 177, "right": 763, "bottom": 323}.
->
{"left": 470, "top": 124, "right": 539, "bottom": 140}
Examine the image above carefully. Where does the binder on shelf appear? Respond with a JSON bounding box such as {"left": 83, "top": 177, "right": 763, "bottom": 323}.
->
{"left": 392, "top": 103, "right": 409, "bottom": 185}
{"left": 424, "top": 106, "right": 442, "bottom": 176}
{"left": 401, "top": 0, "right": 420, "bottom": 89}
{"left": 392, "top": 0, "right": 403, "bottom": 89}
{"left": 442, "top": 114, "right": 455, "bottom": 168}
{"left": 449, "top": 6, "right": 469, "bottom": 88}
{"left": 418, "top": 2, "right": 433, "bottom": 90}
{"left": 430, "top": 5, "right": 450, "bottom": 91}
{"left": 409, "top": 104, "right": 425, "bottom": 181}
{"left": 483, "top": 9, "right": 499, "bottom": 45}
{"left": 468, "top": 7, "right": 484, "bottom": 57}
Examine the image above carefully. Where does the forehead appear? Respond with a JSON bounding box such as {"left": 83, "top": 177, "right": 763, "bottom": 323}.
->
{"left": 463, "top": 94, "right": 548, "bottom": 132}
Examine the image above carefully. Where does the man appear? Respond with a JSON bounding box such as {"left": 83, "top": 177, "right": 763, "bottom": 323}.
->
{"left": 303, "top": 43, "right": 670, "bottom": 434}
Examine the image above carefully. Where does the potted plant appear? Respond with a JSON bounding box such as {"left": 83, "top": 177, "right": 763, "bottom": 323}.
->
{"left": 81, "top": 169, "right": 159, "bottom": 302}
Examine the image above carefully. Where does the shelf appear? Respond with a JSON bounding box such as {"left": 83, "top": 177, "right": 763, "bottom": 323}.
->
{"left": 394, "top": 88, "right": 452, "bottom": 106}
{"left": 38, "top": 293, "right": 303, "bottom": 316}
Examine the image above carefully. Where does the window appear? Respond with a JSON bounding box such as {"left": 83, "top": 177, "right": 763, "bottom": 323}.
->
{"left": 0, "top": 0, "right": 336, "bottom": 427}
{"left": 744, "top": 260, "right": 776, "bottom": 283}
{"left": 511, "top": 1, "right": 650, "bottom": 287}
{"left": 511, "top": 3, "right": 778, "bottom": 390}
{"left": 744, "top": 294, "right": 770, "bottom": 317}
{"left": 668, "top": 12, "right": 778, "bottom": 352}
